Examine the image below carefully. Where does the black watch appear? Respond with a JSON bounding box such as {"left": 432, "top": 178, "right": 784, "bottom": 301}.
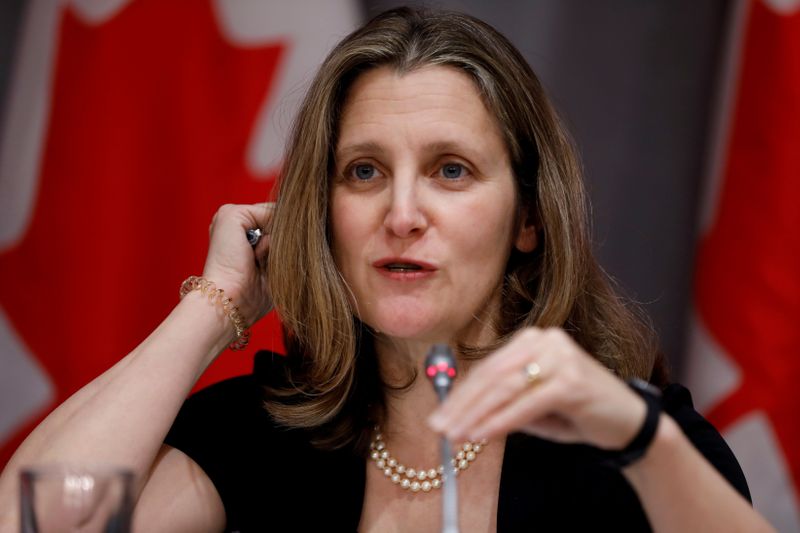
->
{"left": 601, "top": 378, "right": 663, "bottom": 469}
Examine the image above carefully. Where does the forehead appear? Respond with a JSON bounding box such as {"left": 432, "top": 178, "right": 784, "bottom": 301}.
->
{"left": 335, "top": 65, "right": 508, "bottom": 160}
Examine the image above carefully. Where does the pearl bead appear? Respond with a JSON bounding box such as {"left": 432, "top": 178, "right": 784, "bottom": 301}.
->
{"left": 369, "top": 426, "right": 486, "bottom": 495}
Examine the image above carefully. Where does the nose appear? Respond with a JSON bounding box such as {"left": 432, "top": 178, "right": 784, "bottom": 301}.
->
{"left": 383, "top": 175, "right": 428, "bottom": 238}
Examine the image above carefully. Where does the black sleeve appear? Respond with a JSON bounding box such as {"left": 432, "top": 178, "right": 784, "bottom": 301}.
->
{"left": 163, "top": 352, "right": 365, "bottom": 532}
{"left": 163, "top": 373, "right": 278, "bottom": 530}
{"left": 661, "top": 384, "right": 751, "bottom": 502}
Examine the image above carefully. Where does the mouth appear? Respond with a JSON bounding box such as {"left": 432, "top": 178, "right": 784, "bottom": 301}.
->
{"left": 384, "top": 263, "right": 423, "bottom": 273}
{"left": 373, "top": 258, "right": 437, "bottom": 275}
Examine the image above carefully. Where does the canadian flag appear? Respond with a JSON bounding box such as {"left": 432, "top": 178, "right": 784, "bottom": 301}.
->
{"left": 685, "top": 0, "right": 800, "bottom": 530}
{"left": 0, "top": 0, "right": 358, "bottom": 468}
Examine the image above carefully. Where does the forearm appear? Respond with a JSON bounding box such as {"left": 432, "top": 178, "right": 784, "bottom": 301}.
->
{"left": 0, "top": 292, "right": 234, "bottom": 522}
{"left": 623, "top": 414, "right": 774, "bottom": 532}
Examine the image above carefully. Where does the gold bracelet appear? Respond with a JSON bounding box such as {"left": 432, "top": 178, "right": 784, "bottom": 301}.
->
{"left": 179, "top": 276, "right": 251, "bottom": 350}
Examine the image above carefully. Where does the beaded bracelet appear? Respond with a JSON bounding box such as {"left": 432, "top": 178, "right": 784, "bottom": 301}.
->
{"left": 179, "top": 275, "right": 251, "bottom": 350}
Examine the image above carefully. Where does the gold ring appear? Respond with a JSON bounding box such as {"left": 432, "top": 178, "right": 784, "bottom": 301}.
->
{"left": 523, "top": 362, "right": 542, "bottom": 386}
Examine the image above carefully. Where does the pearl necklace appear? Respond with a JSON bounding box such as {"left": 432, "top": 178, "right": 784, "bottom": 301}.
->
{"left": 369, "top": 427, "right": 487, "bottom": 493}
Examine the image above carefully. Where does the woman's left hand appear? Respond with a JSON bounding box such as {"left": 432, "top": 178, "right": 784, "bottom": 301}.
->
{"left": 428, "top": 327, "right": 648, "bottom": 450}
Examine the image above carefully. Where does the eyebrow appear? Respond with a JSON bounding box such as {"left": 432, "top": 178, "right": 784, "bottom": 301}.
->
{"left": 335, "top": 140, "right": 485, "bottom": 162}
{"left": 335, "top": 141, "right": 386, "bottom": 161}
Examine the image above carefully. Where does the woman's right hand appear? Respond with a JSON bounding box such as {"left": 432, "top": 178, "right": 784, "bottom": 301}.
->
{"left": 200, "top": 202, "right": 275, "bottom": 328}
{"left": 0, "top": 202, "right": 276, "bottom": 532}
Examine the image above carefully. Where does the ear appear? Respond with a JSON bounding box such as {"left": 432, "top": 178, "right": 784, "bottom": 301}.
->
{"left": 514, "top": 209, "right": 538, "bottom": 253}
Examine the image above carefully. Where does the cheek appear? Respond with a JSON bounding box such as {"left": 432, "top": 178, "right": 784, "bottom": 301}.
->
{"left": 330, "top": 191, "right": 369, "bottom": 274}
{"left": 457, "top": 197, "right": 517, "bottom": 266}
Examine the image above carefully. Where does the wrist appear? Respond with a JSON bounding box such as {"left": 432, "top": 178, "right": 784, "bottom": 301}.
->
{"left": 601, "top": 378, "right": 662, "bottom": 469}
{"left": 621, "top": 413, "right": 682, "bottom": 481}
{"left": 179, "top": 277, "right": 251, "bottom": 351}
{"left": 178, "top": 290, "right": 239, "bottom": 340}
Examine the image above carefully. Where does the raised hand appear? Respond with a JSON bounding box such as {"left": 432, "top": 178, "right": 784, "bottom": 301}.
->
{"left": 429, "top": 327, "right": 648, "bottom": 451}
{"left": 201, "top": 202, "right": 275, "bottom": 328}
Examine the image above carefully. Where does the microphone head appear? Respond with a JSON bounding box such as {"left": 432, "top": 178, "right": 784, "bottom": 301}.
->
{"left": 425, "top": 344, "right": 457, "bottom": 393}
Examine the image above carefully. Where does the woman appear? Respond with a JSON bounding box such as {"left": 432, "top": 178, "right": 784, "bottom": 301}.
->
{"left": 0, "top": 7, "right": 772, "bottom": 532}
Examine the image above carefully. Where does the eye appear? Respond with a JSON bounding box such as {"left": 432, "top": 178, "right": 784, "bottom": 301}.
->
{"left": 350, "top": 163, "right": 379, "bottom": 181}
{"left": 440, "top": 163, "right": 466, "bottom": 180}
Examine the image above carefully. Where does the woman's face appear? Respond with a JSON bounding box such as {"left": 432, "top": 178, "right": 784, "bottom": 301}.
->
{"left": 330, "top": 65, "right": 536, "bottom": 345}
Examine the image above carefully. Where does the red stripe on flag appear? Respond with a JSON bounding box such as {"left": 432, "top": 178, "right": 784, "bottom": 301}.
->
{"left": 695, "top": 0, "right": 800, "bottom": 497}
{"left": 0, "top": 0, "right": 285, "bottom": 466}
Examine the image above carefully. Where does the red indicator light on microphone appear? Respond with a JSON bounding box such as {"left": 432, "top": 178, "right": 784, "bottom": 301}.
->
{"left": 424, "top": 344, "right": 457, "bottom": 396}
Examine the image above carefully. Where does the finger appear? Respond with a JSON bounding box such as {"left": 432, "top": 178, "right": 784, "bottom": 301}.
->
{"left": 444, "top": 351, "right": 556, "bottom": 442}
{"left": 442, "top": 366, "right": 531, "bottom": 441}
{"left": 211, "top": 204, "right": 272, "bottom": 245}
{"left": 240, "top": 202, "right": 274, "bottom": 229}
{"left": 254, "top": 203, "right": 276, "bottom": 259}
{"left": 436, "top": 328, "right": 583, "bottom": 441}
{"left": 430, "top": 329, "right": 547, "bottom": 431}
{"left": 467, "top": 379, "right": 563, "bottom": 441}
{"left": 435, "top": 336, "right": 547, "bottom": 439}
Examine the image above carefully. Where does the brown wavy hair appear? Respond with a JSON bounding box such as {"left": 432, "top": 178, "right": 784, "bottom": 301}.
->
{"left": 266, "top": 6, "right": 663, "bottom": 452}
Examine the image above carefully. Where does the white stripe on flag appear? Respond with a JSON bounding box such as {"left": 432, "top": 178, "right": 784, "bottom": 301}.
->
{"left": 724, "top": 412, "right": 800, "bottom": 531}
{"left": 0, "top": 307, "right": 52, "bottom": 441}
{"left": 214, "top": 0, "right": 362, "bottom": 176}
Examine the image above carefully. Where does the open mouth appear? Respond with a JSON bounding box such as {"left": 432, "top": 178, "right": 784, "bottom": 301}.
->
{"left": 384, "top": 263, "right": 423, "bottom": 273}
{"left": 373, "top": 258, "right": 436, "bottom": 275}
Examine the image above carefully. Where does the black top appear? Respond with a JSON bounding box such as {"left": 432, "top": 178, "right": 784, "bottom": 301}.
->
{"left": 165, "top": 351, "right": 750, "bottom": 532}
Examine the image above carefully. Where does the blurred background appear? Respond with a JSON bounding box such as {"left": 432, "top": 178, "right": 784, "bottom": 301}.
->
{"left": 0, "top": 0, "right": 797, "bottom": 529}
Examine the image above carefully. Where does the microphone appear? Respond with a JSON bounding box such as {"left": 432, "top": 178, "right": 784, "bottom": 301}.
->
{"left": 425, "top": 344, "right": 457, "bottom": 401}
{"left": 425, "top": 344, "right": 460, "bottom": 533}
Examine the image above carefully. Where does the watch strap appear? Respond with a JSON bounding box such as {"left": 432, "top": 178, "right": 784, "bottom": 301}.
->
{"left": 601, "top": 378, "right": 662, "bottom": 469}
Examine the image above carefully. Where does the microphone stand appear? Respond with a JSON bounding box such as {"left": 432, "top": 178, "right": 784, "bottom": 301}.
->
{"left": 426, "top": 345, "right": 460, "bottom": 533}
{"left": 437, "top": 390, "right": 459, "bottom": 533}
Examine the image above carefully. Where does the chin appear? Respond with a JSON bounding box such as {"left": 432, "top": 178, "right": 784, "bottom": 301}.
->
{"left": 368, "top": 315, "right": 436, "bottom": 341}
{"left": 363, "top": 303, "right": 463, "bottom": 345}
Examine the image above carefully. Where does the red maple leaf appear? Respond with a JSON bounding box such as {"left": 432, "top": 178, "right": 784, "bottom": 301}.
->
{"left": 695, "top": 0, "right": 800, "bottom": 494}
{"left": 0, "top": 0, "right": 286, "bottom": 466}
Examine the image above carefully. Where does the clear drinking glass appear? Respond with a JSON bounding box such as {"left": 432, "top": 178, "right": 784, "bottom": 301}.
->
{"left": 19, "top": 465, "right": 134, "bottom": 533}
